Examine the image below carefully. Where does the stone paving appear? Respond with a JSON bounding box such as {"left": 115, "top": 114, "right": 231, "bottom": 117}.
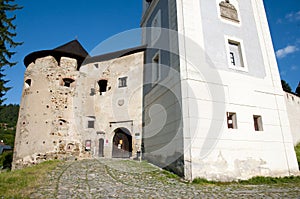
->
{"left": 30, "top": 159, "right": 300, "bottom": 198}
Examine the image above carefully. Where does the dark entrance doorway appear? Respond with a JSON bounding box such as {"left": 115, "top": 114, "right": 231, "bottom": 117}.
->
{"left": 112, "top": 128, "right": 132, "bottom": 158}
{"left": 99, "top": 138, "right": 104, "bottom": 157}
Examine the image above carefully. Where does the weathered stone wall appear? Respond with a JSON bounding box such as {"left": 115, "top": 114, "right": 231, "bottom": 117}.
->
{"left": 13, "top": 56, "right": 87, "bottom": 169}
{"left": 13, "top": 51, "right": 144, "bottom": 169}
{"left": 78, "top": 52, "right": 144, "bottom": 159}
{"left": 285, "top": 92, "right": 300, "bottom": 145}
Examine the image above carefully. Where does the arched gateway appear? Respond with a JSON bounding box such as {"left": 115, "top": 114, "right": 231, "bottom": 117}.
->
{"left": 112, "top": 128, "right": 132, "bottom": 158}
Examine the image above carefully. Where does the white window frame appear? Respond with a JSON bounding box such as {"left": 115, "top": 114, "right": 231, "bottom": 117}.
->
{"left": 152, "top": 51, "right": 161, "bottom": 85}
{"left": 225, "top": 36, "right": 248, "bottom": 72}
{"left": 118, "top": 76, "right": 128, "bottom": 88}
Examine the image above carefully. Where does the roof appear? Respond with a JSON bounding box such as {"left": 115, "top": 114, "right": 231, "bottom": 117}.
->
{"left": 24, "top": 40, "right": 146, "bottom": 70}
{"left": 83, "top": 45, "right": 147, "bottom": 65}
{"left": 54, "top": 40, "right": 89, "bottom": 58}
{"left": 24, "top": 40, "right": 89, "bottom": 69}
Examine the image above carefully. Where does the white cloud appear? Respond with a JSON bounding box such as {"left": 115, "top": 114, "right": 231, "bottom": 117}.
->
{"left": 291, "top": 65, "right": 298, "bottom": 71}
{"left": 285, "top": 10, "right": 300, "bottom": 21}
{"left": 276, "top": 45, "right": 299, "bottom": 59}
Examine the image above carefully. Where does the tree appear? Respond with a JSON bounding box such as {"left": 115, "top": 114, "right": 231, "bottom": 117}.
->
{"left": 281, "top": 80, "right": 292, "bottom": 93}
{"left": 0, "top": 0, "right": 22, "bottom": 105}
{"left": 296, "top": 82, "right": 300, "bottom": 97}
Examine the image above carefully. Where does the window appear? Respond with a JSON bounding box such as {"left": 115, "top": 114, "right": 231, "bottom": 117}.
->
{"left": 25, "top": 79, "right": 32, "bottom": 88}
{"left": 151, "top": 10, "right": 161, "bottom": 43}
{"left": 152, "top": 53, "right": 160, "bottom": 83}
{"left": 118, "top": 77, "right": 127, "bottom": 88}
{"left": 228, "top": 40, "right": 244, "bottom": 69}
{"left": 98, "top": 80, "right": 108, "bottom": 95}
{"left": 88, "top": 121, "right": 95, "bottom": 128}
{"left": 87, "top": 116, "right": 95, "bottom": 129}
{"left": 227, "top": 112, "right": 237, "bottom": 129}
{"left": 253, "top": 115, "right": 263, "bottom": 131}
{"left": 62, "top": 78, "right": 75, "bottom": 87}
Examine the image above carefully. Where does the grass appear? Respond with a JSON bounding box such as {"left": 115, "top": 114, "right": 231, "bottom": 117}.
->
{"left": 192, "top": 175, "right": 300, "bottom": 186}
{"left": 0, "top": 160, "right": 60, "bottom": 198}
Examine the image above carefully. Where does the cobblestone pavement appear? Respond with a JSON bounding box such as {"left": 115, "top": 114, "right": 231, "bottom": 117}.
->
{"left": 31, "top": 159, "right": 300, "bottom": 198}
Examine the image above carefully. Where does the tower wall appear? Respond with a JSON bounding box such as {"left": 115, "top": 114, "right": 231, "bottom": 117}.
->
{"left": 142, "top": 0, "right": 299, "bottom": 181}
{"left": 13, "top": 56, "right": 84, "bottom": 169}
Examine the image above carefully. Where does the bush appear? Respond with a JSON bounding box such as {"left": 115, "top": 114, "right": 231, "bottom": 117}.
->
{"left": 0, "top": 152, "right": 13, "bottom": 170}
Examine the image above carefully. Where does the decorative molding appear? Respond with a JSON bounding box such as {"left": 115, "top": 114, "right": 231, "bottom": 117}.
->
{"left": 219, "top": 0, "right": 239, "bottom": 23}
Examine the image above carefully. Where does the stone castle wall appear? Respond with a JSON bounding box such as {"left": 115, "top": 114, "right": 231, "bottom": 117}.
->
{"left": 13, "top": 51, "right": 144, "bottom": 169}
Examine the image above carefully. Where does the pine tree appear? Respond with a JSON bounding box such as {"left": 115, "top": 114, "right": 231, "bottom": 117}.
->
{"left": 281, "top": 80, "right": 292, "bottom": 93}
{"left": 0, "top": 0, "right": 22, "bottom": 105}
{"left": 296, "top": 82, "right": 300, "bottom": 97}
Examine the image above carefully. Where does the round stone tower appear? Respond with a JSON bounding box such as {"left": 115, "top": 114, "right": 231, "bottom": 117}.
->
{"left": 13, "top": 40, "right": 89, "bottom": 169}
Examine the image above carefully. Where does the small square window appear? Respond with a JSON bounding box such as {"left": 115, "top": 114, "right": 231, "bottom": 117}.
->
{"left": 227, "top": 112, "right": 237, "bottom": 129}
{"left": 253, "top": 115, "right": 263, "bottom": 131}
{"left": 88, "top": 120, "right": 95, "bottom": 129}
{"left": 118, "top": 77, "right": 127, "bottom": 88}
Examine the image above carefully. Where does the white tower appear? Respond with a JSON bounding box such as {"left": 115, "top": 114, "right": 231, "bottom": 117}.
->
{"left": 142, "top": 0, "right": 299, "bottom": 181}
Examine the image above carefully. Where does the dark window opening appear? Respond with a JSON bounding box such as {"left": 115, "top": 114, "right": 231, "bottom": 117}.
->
{"left": 98, "top": 80, "right": 108, "bottom": 95}
{"left": 227, "top": 112, "right": 237, "bottom": 129}
{"left": 88, "top": 121, "right": 95, "bottom": 128}
{"left": 58, "top": 119, "right": 67, "bottom": 125}
{"left": 25, "top": 79, "right": 32, "bottom": 88}
{"left": 253, "top": 115, "right": 263, "bottom": 131}
{"left": 118, "top": 77, "right": 127, "bottom": 88}
{"left": 63, "top": 78, "right": 75, "bottom": 87}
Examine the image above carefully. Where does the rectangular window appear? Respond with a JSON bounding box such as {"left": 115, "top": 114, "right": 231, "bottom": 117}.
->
{"left": 98, "top": 80, "right": 108, "bottom": 95}
{"left": 88, "top": 121, "right": 95, "bottom": 128}
{"left": 228, "top": 40, "right": 244, "bottom": 68}
{"left": 253, "top": 115, "right": 263, "bottom": 131}
{"left": 87, "top": 116, "right": 95, "bottom": 129}
{"left": 227, "top": 112, "right": 237, "bottom": 129}
{"left": 152, "top": 53, "right": 160, "bottom": 83}
{"left": 118, "top": 77, "right": 127, "bottom": 88}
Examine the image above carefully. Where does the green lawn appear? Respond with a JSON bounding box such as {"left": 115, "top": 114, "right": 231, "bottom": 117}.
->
{"left": 0, "top": 161, "right": 60, "bottom": 198}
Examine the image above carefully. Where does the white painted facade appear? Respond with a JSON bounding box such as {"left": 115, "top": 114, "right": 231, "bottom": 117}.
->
{"left": 142, "top": 0, "right": 299, "bottom": 181}
{"left": 285, "top": 92, "right": 300, "bottom": 145}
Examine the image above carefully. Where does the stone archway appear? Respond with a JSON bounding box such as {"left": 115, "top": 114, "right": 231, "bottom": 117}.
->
{"left": 112, "top": 128, "right": 132, "bottom": 158}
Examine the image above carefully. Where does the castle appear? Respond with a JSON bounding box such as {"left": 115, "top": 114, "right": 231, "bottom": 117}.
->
{"left": 13, "top": 0, "right": 299, "bottom": 181}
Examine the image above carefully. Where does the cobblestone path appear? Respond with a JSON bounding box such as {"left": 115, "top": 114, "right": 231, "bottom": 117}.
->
{"left": 31, "top": 159, "right": 300, "bottom": 198}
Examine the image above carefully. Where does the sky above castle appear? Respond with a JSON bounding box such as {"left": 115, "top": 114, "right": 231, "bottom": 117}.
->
{"left": 3, "top": 0, "right": 300, "bottom": 104}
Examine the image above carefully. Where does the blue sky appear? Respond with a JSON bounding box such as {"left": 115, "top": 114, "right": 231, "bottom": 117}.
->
{"left": 3, "top": 0, "right": 300, "bottom": 104}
